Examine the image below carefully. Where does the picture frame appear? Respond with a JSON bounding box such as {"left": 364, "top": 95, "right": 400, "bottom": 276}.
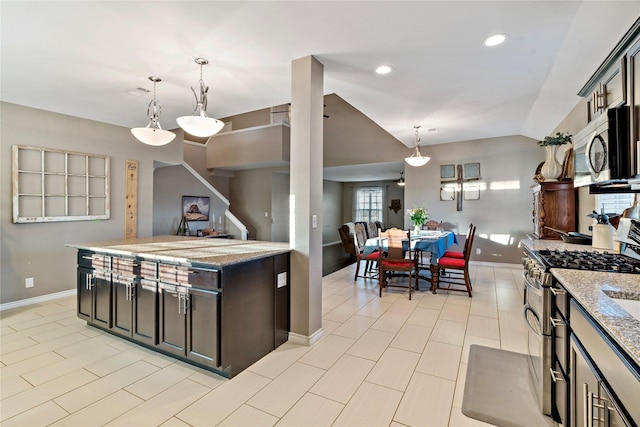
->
{"left": 440, "top": 164, "right": 457, "bottom": 180}
{"left": 463, "top": 162, "right": 481, "bottom": 179}
{"left": 182, "top": 196, "right": 210, "bottom": 221}
{"left": 463, "top": 185, "right": 480, "bottom": 201}
{"left": 440, "top": 186, "right": 456, "bottom": 201}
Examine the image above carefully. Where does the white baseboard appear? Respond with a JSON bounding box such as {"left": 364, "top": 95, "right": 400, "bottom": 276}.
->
{"left": 0, "top": 289, "right": 77, "bottom": 311}
{"left": 288, "top": 328, "right": 324, "bottom": 346}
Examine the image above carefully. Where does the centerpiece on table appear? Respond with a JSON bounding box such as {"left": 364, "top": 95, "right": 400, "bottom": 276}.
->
{"left": 538, "top": 132, "right": 572, "bottom": 181}
{"left": 407, "top": 206, "right": 429, "bottom": 234}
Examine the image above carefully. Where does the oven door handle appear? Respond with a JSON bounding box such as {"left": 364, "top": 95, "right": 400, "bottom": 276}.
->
{"left": 523, "top": 304, "right": 542, "bottom": 336}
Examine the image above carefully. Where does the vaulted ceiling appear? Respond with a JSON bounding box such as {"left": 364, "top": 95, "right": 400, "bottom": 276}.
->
{"left": 2, "top": 1, "right": 639, "bottom": 162}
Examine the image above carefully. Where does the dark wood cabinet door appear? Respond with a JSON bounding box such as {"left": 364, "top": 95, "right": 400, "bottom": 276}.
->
{"left": 158, "top": 284, "right": 187, "bottom": 356}
{"left": 77, "top": 267, "right": 93, "bottom": 322}
{"left": 533, "top": 181, "right": 577, "bottom": 239}
{"left": 133, "top": 278, "right": 157, "bottom": 346}
{"left": 112, "top": 278, "right": 133, "bottom": 337}
{"left": 186, "top": 288, "right": 219, "bottom": 367}
{"left": 92, "top": 270, "right": 112, "bottom": 328}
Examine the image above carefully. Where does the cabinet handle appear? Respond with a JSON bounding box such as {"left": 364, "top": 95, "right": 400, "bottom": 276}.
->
{"left": 550, "top": 287, "right": 565, "bottom": 296}
{"left": 550, "top": 317, "right": 564, "bottom": 328}
{"left": 86, "top": 273, "right": 94, "bottom": 290}
{"left": 549, "top": 368, "right": 564, "bottom": 383}
{"left": 183, "top": 293, "right": 190, "bottom": 313}
{"left": 584, "top": 383, "right": 591, "bottom": 427}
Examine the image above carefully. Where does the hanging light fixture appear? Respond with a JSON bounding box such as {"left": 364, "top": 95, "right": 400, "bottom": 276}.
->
{"left": 176, "top": 57, "right": 224, "bottom": 138}
{"left": 131, "top": 76, "right": 176, "bottom": 146}
{"left": 397, "top": 171, "right": 406, "bottom": 186}
{"left": 405, "top": 125, "right": 430, "bottom": 167}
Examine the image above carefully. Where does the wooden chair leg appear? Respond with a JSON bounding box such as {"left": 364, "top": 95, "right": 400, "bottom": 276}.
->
{"left": 354, "top": 260, "right": 360, "bottom": 281}
{"left": 464, "top": 270, "right": 472, "bottom": 297}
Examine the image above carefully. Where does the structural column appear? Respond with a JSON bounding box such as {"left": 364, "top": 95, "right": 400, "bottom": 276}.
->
{"left": 289, "top": 55, "right": 324, "bottom": 344}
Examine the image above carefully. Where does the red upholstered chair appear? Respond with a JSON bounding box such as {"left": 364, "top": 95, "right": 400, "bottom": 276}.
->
{"left": 443, "top": 223, "right": 475, "bottom": 259}
{"left": 353, "top": 228, "right": 379, "bottom": 280}
{"left": 435, "top": 225, "right": 475, "bottom": 297}
{"left": 378, "top": 228, "right": 418, "bottom": 300}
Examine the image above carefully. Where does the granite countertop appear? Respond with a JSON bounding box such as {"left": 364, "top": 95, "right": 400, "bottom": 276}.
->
{"left": 67, "top": 235, "right": 291, "bottom": 267}
{"left": 551, "top": 269, "right": 640, "bottom": 368}
{"left": 519, "top": 238, "right": 601, "bottom": 253}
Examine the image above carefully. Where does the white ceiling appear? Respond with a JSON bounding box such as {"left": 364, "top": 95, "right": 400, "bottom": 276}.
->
{"left": 2, "top": 1, "right": 639, "bottom": 171}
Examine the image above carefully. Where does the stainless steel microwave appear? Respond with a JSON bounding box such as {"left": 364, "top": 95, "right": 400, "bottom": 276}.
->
{"left": 573, "top": 105, "right": 631, "bottom": 187}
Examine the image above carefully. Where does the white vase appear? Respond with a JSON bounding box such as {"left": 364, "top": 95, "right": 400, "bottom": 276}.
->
{"left": 414, "top": 224, "right": 421, "bottom": 234}
{"left": 541, "top": 145, "right": 562, "bottom": 181}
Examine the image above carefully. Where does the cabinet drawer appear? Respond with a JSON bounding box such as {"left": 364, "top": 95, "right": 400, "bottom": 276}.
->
{"left": 112, "top": 257, "right": 157, "bottom": 278}
{"left": 158, "top": 264, "right": 219, "bottom": 290}
{"left": 551, "top": 311, "right": 569, "bottom": 375}
{"left": 551, "top": 359, "right": 568, "bottom": 427}
{"left": 78, "top": 251, "right": 110, "bottom": 270}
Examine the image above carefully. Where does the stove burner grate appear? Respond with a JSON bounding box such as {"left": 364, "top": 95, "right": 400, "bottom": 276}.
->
{"left": 536, "top": 249, "right": 640, "bottom": 274}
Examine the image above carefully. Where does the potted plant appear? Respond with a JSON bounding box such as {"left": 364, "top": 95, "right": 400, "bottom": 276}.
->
{"left": 407, "top": 206, "right": 429, "bottom": 233}
{"left": 538, "top": 132, "right": 572, "bottom": 181}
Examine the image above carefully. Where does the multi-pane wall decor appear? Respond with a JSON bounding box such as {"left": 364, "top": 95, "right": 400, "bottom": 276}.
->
{"left": 12, "top": 145, "right": 110, "bottom": 223}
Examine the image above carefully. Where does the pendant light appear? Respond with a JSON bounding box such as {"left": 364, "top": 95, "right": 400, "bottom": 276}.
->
{"left": 176, "top": 57, "right": 224, "bottom": 138}
{"left": 397, "top": 171, "right": 406, "bottom": 186}
{"left": 405, "top": 125, "right": 430, "bottom": 167}
{"left": 131, "top": 76, "right": 176, "bottom": 146}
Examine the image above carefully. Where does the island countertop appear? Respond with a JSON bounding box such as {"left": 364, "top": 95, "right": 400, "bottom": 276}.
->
{"left": 67, "top": 235, "right": 291, "bottom": 267}
{"left": 551, "top": 269, "right": 640, "bottom": 368}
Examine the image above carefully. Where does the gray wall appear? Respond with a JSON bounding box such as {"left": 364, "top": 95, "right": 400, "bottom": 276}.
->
{"left": 322, "top": 180, "right": 343, "bottom": 244}
{"left": 1, "top": 102, "right": 182, "bottom": 304}
{"left": 183, "top": 142, "right": 230, "bottom": 200}
{"left": 404, "top": 135, "right": 544, "bottom": 264}
{"left": 152, "top": 165, "right": 230, "bottom": 236}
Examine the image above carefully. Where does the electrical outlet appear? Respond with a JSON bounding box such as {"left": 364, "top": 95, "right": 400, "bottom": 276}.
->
{"left": 25, "top": 277, "right": 34, "bottom": 288}
{"left": 476, "top": 248, "right": 481, "bottom": 255}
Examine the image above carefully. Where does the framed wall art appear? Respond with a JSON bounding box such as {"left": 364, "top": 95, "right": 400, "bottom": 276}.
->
{"left": 182, "top": 196, "right": 210, "bottom": 221}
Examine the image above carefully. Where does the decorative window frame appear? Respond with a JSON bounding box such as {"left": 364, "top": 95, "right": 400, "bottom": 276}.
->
{"left": 12, "top": 145, "right": 110, "bottom": 223}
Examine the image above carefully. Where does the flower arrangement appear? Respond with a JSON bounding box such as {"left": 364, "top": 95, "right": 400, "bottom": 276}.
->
{"left": 537, "top": 132, "right": 572, "bottom": 147}
{"left": 407, "top": 206, "right": 429, "bottom": 227}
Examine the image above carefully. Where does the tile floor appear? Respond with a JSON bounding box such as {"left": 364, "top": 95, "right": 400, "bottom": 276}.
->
{"left": 1, "top": 262, "right": 529, "bottom": 426}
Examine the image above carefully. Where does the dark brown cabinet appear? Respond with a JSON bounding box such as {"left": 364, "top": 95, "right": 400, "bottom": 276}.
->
{"left": 77, "top": 252, "right": 112, "bottom": 329}
{"left": 532, "top": 181, "right": 577, "bottom": 239}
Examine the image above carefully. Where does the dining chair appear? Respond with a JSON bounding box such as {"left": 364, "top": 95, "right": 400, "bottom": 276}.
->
{"left": 353, "top": 231, "right": 379, "bottom": 280}
{"left": 434, "top": 225, "right": 475, "bottom": 297}
{"left": 423, "top": 219, "right": 440, "bottom": 230}
{"left": 368, "top": 222, "right": 379, "bottom": 239}
{"left": 443, "top": 223, "right": 476, "bottom": 259}
{"left": 378, "top": 227, "right": 418, "bottom": 300}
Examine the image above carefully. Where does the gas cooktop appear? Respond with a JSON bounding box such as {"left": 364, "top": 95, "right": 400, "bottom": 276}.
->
{"left": 536, "top": 249, "right": 640, "bottom": 274}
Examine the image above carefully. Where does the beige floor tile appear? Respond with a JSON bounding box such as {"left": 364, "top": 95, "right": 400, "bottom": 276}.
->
{"left": 466, "top": 315, "right": 500, "bottom": 340}
{"left": 106, "top": 379, "right": 210, "bottom": 427}
{"left": 0, "top": 351, "right": 65, "bottom": 380}
{"left": 125, "top": 361, "right": 198, "bottom": 400}
{"left": 159, "top": 417, "right": 191, "bottom": 427}
{"left": 1, "top": 369, "right": 98, "bottom": 422}
{"left": 247, "top": 342, "right": 310, "bottom": 380}
{"left": 387, "top": 297, "right": 419, "bottom": 314}
{"left": 22, "top": 343, "right": 121, "bottom": 386}
{"left": 499, "top": 325, "right": 528, "bottom": 354}
{"left": 188, "top": 369, "right": 226, "bottom": 388}
{"left": 461, "top": 336, "right": 501, "bottom": 363}
{"left": 331, "top": 314, "right": 377, "bottom": 339}
{"left": 83, "top": 347, "right": 151, "bottom": 377}
{"left": 54, "top": 360, "right": 158, "bottom": 413}
{"left": 390, "top": 323, "right": 432, "bottom": 353}
{"left": 469, "top": 300, "right": 499, "bottom": 318}
{"left": 1, "top": 332, "right": 93, "bottom": 365}
{"left": 405, "top": 306, "right": 440, "bottom": 329}
{"left": 51, "top": 390, "right": 143, "bottom": 427}
{"left": 218, "top": 404, "right": 279, "bottom": 426}
{"left": 445, "top": 293, "right": 473, "bottom": 307}
{"left": 418, "top": 294, "right": 448, "bottom": 310}
{"left": 0, "top": 337, "right": 42, "bottom": 356}
{"left": 0, "top": 310, "right": 43, "bottom": 325}
{"left": 2, "top": 400, "right": 68, "bottom": 427}
{"left": 333, "top": 381, "right": 402, "bottom": 427}
{"left": 499, "top": 309, "right": 527, "bottom": 332}
{"left": 176, "top": 370, "right": 270, "bottom": 426}
{"left": 0, "top": 375, "right": 33, "bottom": 399}
{"left": 298, "top": 334, "right": 355, "bottom": 370}
{"left": 355, "top": 298, "right": 392, "bottom": 319}
{"left": 415, "top": 340, "right": 462, "bottom": 381}
{"left": 1, "top": 325, "right": 16, "bottom": 335}
{"left": 370, "top": 310, "right": 410, "bottom": 333}
{"left": 346, "top": 329, "right": 395, "bottom": 361}
{"left": 276, "top": 392, "right": 344, "bottom": 426}
{"left": 322, "top": 302, "right": 360, "bottom": 323}
{"left": 430, "top": 319, "right": 467, "bottom": 346}
{"left": 440, "top": 303, "right": 470, "bottom": 323}
{"left": 309, "top": 354, "right": 375, "bottom": 403}
{"left": 322, "top": 294, "right": 350, "bottom": 312}
{"left": 7, "top": 311, "right": 76, "bottom": 332}
{"left": 321, "top": 318, "right": 342, "bottom": 336}
{"left": 453, "top": 362, "right": 468, "bottom": 408}
{"left": 54, "top": 334, "right": 121, "bottom": 359}
{"left": 247, "top": 362, "right": 325, "bottom": 417}
{"left": 366, "top": 347, "right": 420, "bottom": 391}
{"left": 449, "top": 405, "right": 495, "bottom": 426}
{"left": 394, "top": 372, "right": 455, "bottom": 427}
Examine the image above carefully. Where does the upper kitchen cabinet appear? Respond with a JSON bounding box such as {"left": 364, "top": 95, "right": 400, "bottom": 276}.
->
{"left": 628, "top": 38, "right": 640, "bottom": 167}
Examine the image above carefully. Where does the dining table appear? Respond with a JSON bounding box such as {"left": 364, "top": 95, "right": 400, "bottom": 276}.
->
{"left": 363, "top": 230, "right": 458, "bottom": 291}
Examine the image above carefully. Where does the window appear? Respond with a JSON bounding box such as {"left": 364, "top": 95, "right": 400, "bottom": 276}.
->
{"left": 355, "top": 187, "right": 383, "bottom": 222}
{"left": 12, "top": 145, "right": 110, "bottom": 223}
{"left": 595, "top": 193, "right": 635, "bottom": 215}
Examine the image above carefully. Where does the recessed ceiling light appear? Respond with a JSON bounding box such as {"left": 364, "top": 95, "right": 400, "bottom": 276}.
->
{"left": 484, "top": 33, "right": 507, "bottom": 47}
{"left": 427, "top": 128, "right": 439, "bottom": 133}
{"left": 375, "top": 65, "right": 393, "bottom": 75}
{"left": 126, "top": 87, "right": 150, "bottom": 97}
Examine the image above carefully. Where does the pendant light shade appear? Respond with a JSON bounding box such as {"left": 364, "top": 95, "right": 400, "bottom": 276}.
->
{"left": 397, "top": 171, "right": 406, "bottom": 186}
{"left": 176, "top": 57, "right": 224, "bottom": 138}
{"left": 405, "top": 125, "right": 430, "bottom": 167}
{"left": 131, "top": 76, "right": 176, "bottom": 146}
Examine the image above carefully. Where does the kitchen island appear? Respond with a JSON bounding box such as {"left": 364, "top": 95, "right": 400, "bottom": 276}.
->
{"left": 67, "top": 236, "right": 291, "bottom": 378}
